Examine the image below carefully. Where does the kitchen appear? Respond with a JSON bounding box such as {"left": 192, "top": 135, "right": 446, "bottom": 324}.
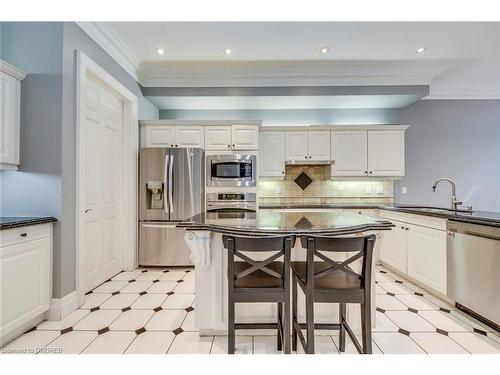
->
{"left": 0, "top": 11, "right": 499, "bottom": 370}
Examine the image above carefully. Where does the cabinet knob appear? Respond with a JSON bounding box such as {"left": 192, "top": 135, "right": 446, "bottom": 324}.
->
{"left": 364, "top": 171, "right": 368, "bottom": 174}
{"left": 170, "top": 144, "right": 173, "bottom": 147}
{"left": 282, "top": 171, "right": 285, "bottom": 174}
{"left": 369, "top": 171, "right": 373, "bottom": 174}
{"left": 175, "top": 144, "right": 178, "bottom": 147}
{"left": 232, "top": 144, "right": 235, "bottom": 147}
{"left": 227, "top": 144, "right": 230, "bottom": 147}
{"left": 305, "top": 156, "right": 307, "bottom": 159}
{"left": 20, "top": 233, "right": 27, "bottom": 237}
{"left": 406, "top": 227, "right": 409, "bottom": 231}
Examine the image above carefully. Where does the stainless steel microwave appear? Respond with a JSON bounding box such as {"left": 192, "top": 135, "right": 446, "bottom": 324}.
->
{"left": 206, "top": 154, "right": 257, "bottom": 187}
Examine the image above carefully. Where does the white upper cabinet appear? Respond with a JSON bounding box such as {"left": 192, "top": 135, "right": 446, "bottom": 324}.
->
{"left": 1, "top": 60, "right": 26, "bottom": 170}
{"left": 205, "top": 126, "right": 232, "bottom": 150}
{"left": 331, "top": 131, "right": 368, "bottom": 176}
{"left": 174, "top": 126, "right": 204, "bottom": 148}
{"left": 308, "top": 131, "right": 330, "bottom": 160}
{"left": 231, "top": 125, "right": 259, "bottom": 150}
{"left": 367, "top": 130, "right": 405, "bottom": 176}
{"left": 285, "top": 131, "right": 308, "bottom": 160}
{"left": 144, "top": 125, "right": 175, "bottom": 148}
{"left": 259, "top": 131, "right": 285, "bottom": 177}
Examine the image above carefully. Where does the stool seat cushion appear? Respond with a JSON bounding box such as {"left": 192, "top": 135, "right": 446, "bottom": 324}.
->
{"left": 234, "top": 261, "right": 284, "bottom": 288}
{"left": 291, "top": 261, "right": 361, "bottom": 290}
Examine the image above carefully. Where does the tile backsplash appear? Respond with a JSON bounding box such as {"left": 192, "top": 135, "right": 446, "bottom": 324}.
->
{"left": 259, "top": 165, "right": 394, "bottom": 205}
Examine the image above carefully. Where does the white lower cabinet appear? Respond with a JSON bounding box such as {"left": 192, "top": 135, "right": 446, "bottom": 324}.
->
{"left": 379, "top": 219, "right": 407, "bottom": 273}
{"left": 0, "top": 223, "right": 53, "bottom": 346}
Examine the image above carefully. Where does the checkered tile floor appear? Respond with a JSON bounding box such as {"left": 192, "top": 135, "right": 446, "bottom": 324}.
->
{"left": 2, "top": 265, "right": 499, "bottom": 354}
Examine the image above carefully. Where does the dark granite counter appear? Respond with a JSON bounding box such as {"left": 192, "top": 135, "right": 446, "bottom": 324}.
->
{"left": 0, "top": 216, "right": 57, "bottom": 230}
{"left": 259, "top": 203, "right": 500, "bottom": 228}
{"left": 178, "top": 211, "right": 394, "bottom": 236}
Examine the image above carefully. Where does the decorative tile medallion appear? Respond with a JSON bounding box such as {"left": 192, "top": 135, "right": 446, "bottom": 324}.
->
{"left": 294, "top": 171, "right": 313, "bottom": 190}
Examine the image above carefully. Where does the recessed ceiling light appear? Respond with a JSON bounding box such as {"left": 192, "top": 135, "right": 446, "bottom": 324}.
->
{"left": 416, "top": 47, "right": 426, "bottom": 54}
{"left": 320, "top": 47, "right": 330, "bottom": 54}
{"left": 224, "top": 48, "right": 232, "bottom": 55}
{"left": 157, "top": 48, "right": 165, "bottom": 55}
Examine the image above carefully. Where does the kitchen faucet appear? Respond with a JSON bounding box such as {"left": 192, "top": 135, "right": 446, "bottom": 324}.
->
{"left": 431, "top": 177, "right": 463, "bottom": 211}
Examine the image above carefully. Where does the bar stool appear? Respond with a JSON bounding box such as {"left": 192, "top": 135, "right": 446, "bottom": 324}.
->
{"left": 291, "top": 234, "right": 376, "bottom": 354}
{"left": 222, "top": 235, "right": 294, "bottom": 354}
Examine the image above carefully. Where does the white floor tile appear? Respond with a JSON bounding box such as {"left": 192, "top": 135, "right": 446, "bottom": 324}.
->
{"left": 449, "top": 310, "right": 497, "bottom": 332}
{"left": 160, "top": 271, "right": 187, "bottom": 281}
{"left": 395, "top": 294, "right": 439, "bottom": 311}
{"left": 130, "top": 294, "right": 167, "bottom": 309}
{"left": 119, "top": 281, "right": 153, "bottom": 294}
{"left": 145, "top": 310, "right": 187, "bottom": 331}
{"left": 375, "top": 272, "right": 394, "bottom": 283}
{"left": 82, "top": 331, "right": 136, "bottom": 354}
{"left": 449, "top": 332, "right": 500, "bottom": 354}
{"left": 45, "top": 331, "right": 98, "bottom": 354}
{"left": 487, "top": 333, "right": 500, "bottom": 345}
{"left": 162, "top": 294, "right": 195, "bottom": 309}
{"left": 37, "top": 309, "right": 90, "bottom": 331}
{"left": 111, "top": 270, "right": 142, "bottom": 281}
{"left": 385, "top": 311, "right": 436, "bottom": 332}
{"left": 73, "top": 310, "right": 122, "bottom": 331}
{"left": 174, "top": 281, "right": 195, "bottom": 293}
{"left": 99, "top": 294, "right": 139, "bottom": 310}
{"left": 422, "top": 294, "right": 456, "bottom": 310}
{"left": 125, "top": 332, "right": 175, "bottom": 354}
{"left": 211, "top": 335, "right": 253, "bottom": 354}
{"left": 2, "top": 330, "right": 60, "bottom": 354}
{"left": 297, "top": 335, "right": 339, "bottom": 354}
{"left": 168, "top": 332, "right": 213, "bottom": 354}
{"left": 418, "top": 311, "right": 473, "bottom": 332}
{"left": 183, "top": 272, "right": 195, "bottom": 281}
{"left": 92, "top": 280, "right": 128, "bottom": 293}
{"left": 253, "top": 335, "right": 282, "bottom": 354}
{"left": 146, "top": 281, "right": 177, "bottom": 294}
{"left": 403, "top": 282, "right": 429, "bottom": 294}
{"left": 375, "top": 284, "right": 387, "bottom": 294}
{"left": 181, "top": 312, "right": 196, "bottom": 331}
{"left": 376, "top": 294, "right": 408, "bottom": 310}
{"left": 373, "top": 333, "right": 425, "bottom": 354}
{"left": 331, "top": 335, "right": 382, "bottom": 354}
{"left": 410, "top": 333, "right": 468, "bottom": 354}
{"left": 377, "top": 282, "right": 413, "bottom": 295}
{"left": 135, "top": 271, "right": 165, "bottom": 281}
{"left": 109, "top": 310, "right": 154, "bottom": 331}
{"left": 373, "top": 311, "right": 399, "bottom": 332}
{"left": 81, "top": 293, "right": 111, "bottom": 309}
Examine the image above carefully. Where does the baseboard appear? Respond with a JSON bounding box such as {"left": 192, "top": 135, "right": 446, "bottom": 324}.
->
{"left": 46, "top": 291, "right": 79, "bottom": 321}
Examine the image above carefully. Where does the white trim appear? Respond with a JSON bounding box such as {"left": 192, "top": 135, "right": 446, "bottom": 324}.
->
{"left": 45, "top": 291, "right": 79, "bottom": 321}
{"left": 76, "top": 51, "right": 138, "bottom": 307}
{"left": 76, "top": 22, "right": 141, "bottom": 82}
{"left": 0, "top": 59, "right": 27, "bottom": 81}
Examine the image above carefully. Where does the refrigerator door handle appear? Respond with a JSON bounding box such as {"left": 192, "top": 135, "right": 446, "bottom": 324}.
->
{"left": 168, "top": 154, "right": 174, "bottom": 214}
{"left": 141, "top": 223, "right": 177, "bottom": 229}
{"left": 163, "top": 154, "right": 170, "bottom": 214}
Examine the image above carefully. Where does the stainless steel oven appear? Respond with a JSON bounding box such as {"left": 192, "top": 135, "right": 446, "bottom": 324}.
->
{"left": 206, "top": 192, "right": 257, "bottom": 220}
{"left": 206, "top": 154, "right": 256, "bottom": 187}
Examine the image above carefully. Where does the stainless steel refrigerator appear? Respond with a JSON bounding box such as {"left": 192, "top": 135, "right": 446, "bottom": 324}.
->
{"left": 139, "top": 147, "right": 204, "bottom": 266}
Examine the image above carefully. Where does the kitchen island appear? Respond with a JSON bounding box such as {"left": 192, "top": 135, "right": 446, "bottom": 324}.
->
{"left": 179, "top": 211, "right": 393, "bottom": 335}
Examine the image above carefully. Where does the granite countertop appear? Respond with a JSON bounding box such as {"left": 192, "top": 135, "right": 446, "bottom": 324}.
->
{"left": 0, "top": 216, "right": 57, "bottom": 230}
{"left": 178, "top": 211, "right": 394, "bottom": 235}
{"left": 259, "top": 203, "right": 500, "bottom": 227}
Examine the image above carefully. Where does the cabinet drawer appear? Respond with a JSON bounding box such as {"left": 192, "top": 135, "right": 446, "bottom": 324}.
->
{"left": 379, "top": 210, "right": 446, "bottom": 231}
{"left": 0, "top": 223, "right": 52, "bottom": 248}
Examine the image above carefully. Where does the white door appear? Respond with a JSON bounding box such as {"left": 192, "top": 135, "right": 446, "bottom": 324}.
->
{"left": 367, "top": 130, "right": 405, "bottom": 176}
{"left": 0, "top": 72, "right": 20, "bottom": 166}
{"left": 204, "top": 126, "right": 231, "bottom": 150}
{"left": 308, "top": 131, "right": 330, "bottom": 161}
{"left": 285, "top": 131, "right": 308, "bottom": 161}
{"left": 84, "top": 78, "right": 124, "bottom": 292}
{"left": 259, "top": 131, "right": 285, "bottom": 177}
{"left": 406, "top": 224, "right": 447, "bottom": 294}
{"left": 174, "top": 126, "right": 204, "bottom": 148}
{"left": 379, "top": 220, "right": 407, "bottom": 273}
{"left": 231, "top": 125, "right": 259, "bottom": 150}
{"left": 144, "top": 125, "right": 175, "bottom": 148}
{"left": 331, "top": 131, "right": 368, "bottom": 176}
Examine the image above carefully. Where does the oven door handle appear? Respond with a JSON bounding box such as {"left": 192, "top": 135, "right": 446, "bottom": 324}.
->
{"left": 206, "top": 202, "right": 256, "bottom": 210}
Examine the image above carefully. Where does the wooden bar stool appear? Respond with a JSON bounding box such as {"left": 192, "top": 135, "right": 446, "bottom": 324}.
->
{"left": 222, "top": 235, "right": 294, "bottom": 354}
{"left": 291, "top": 234, "right": 376, "bottom": 354}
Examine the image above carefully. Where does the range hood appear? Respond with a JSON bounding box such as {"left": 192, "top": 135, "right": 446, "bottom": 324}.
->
{"left": 285, "top": 160, "right": 331, "bottom": 165}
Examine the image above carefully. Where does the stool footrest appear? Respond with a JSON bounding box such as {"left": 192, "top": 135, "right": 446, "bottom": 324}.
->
{"left": 234, "top": 323, "right": 279, "bottom": 330}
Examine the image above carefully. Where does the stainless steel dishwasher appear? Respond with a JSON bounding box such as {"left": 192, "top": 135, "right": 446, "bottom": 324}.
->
{"left": 447, "top": 220, "right": 500, "bottom": 330}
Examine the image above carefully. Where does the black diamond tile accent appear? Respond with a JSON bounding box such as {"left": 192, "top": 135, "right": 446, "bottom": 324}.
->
{"left": 436, "top": 328, "right": 448, "bottom": 336}
{"left": 439, "top": 307, "right": 451, "bottom": 313}
{"left": 295, "top": 216, "right": 313, "bottom": 229}
{"left": 61, "top": 327, "right": 73, "bottom": 335}
{"left": 177, "top": 279, "right": 184, "bottom": 283}
{"left": 141, "top": 270, "right": 148, "bottom": 273}
{"left": 185, "top": 306, "right": 194, "bottom": 313}
{"left": 128, "top": 279, "right": 136, "bottom": 283}
{"left": 395, "top": 280, "right": 403, "bottom": 284}
{"left": 185, "top": 270, "right": 191, "bottom": 273}
{"left": 111, "top": 291, "right": 120, "bottom": 296}
{"left": 122, "top": 306, "right": 131, "bottom": 312}
{"left": 85, "top": 290, "right": 93, "bottom": 295}
{"left": 398, "top": 328, "right": 410, "bottom": 336}
{"left": 414, "top": 292, "right": 424, "bottom": 297}
{"left": 106, "top": 279, "right": 112, "bottom": 283}
{"left": 386, "top": 292, "right": 396, "bottom": 297}
{"left": 153, "top": 279, "right": 160, "bottom": 283}
{"left": 379, "top": 270, "right": 387, "bottom": 274}
{"left": 408, "top": 307, "right": 418, "bottom": 313}
{"left": 173, "top": 327, "right": 184, "bottom": 335}
{"left": 97, "top": 327, "right": 110, "bottom": 335}
{"left": 153, "top": 306, "right": 162, "bottom": 312}
{"left": 163, "top": 270, "right": 169, "bottom": 273}
{"left": 139, "top": 291, "right": 147, "bottom": 296}
{"left": 294, "top": 171, "right": 313, "bottom": 190}
{"left": 90, "top": 307, "right": 100, "bottom": 312}
{"left": 167, "top": 291, "right": 175, "bottom": 296}
{"left": 135, "top": 327, "right": 146, "bottom": 335}
{"left": 473, "top": 328, "right": 487, "bottom": 336}
{"left": 376, "top": 307, "right": 386, "bottom": 313}
{"left": 375, "top": 281, "right": 378, "bottom": 284}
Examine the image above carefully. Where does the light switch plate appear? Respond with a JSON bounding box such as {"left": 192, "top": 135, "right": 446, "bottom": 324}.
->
{"left": 366, "top": 186, "right": 372, "bottom": 194}
{"left": 276, "top": 186, "right": 282, "bottom": 194}
{"left": 402, "top": 186, "right": 407, "bottom": 194}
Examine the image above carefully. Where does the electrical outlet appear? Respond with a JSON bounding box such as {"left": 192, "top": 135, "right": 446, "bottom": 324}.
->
{"left": 366, "top": 186, "right": 372, "bottom": 195}
{"left": 376, "top": 186, "right": 384, "bottom": 195}
{"left": 402, "top": 186, "right": 407, "bottom": 194}
{"left": 276, "top": 186, "right": 282, "bottom": 194}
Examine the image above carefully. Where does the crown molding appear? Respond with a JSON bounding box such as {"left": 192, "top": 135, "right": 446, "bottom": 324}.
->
{"left": 0, "top": 59, "right": 27, "bottom": 80}
{"left": 76, "top": 22, "right": 141, "bottom": 82}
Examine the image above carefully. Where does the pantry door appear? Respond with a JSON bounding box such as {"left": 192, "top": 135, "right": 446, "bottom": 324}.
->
{"left": 83, "top": 77, "right": 124, "bottom": 292}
